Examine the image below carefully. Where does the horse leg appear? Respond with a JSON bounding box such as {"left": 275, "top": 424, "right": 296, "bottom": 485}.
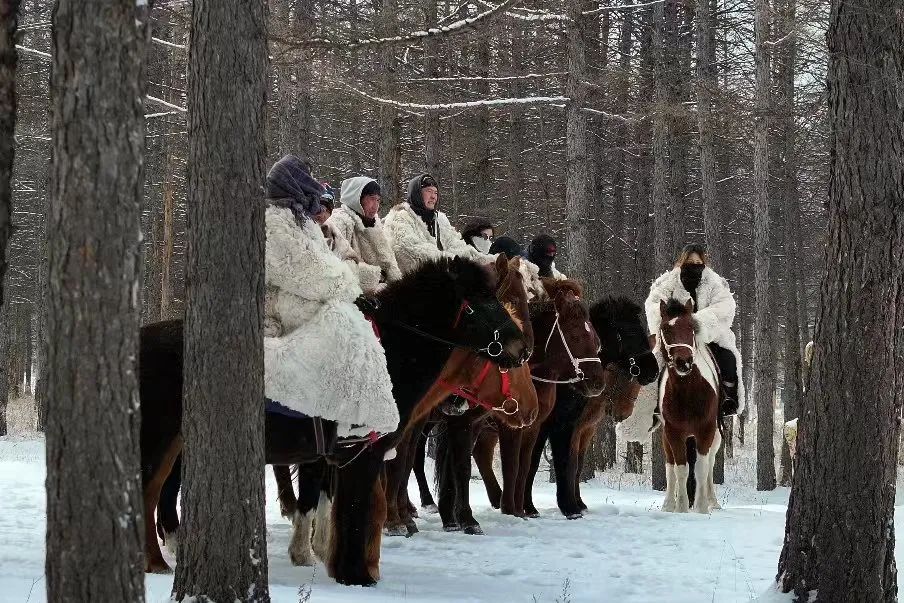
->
{"left": 143, "top": 435, "right": 182, "bottom": 573}
{"left": 664, "top": 426, "right": 690, "bottom": 513}
{"left": 312, "top": 467, "right": 334, "bottom": 563}
{"left": 399, "top": 427, "right": 421, "bottom": 535}
{"left": 448, "top": 416, "right": 482, "bottom": 535}
{"left": 289, "top": 461, "right": 325, "bottom": 566}
{"left": 273, "top": 464, "right": 297, "bottom": 520}
{"left": 520, "top": 424, "right": 548, "bottom": 518}
{"left": 156, "top": 453, "right": 182, "bottom": 557}
{"left": 661, "top": 428, "right": 678, "bottom": 513}
{"left": 474, "top": 429, "right": 502, "bottom": 509}
{"left": 383, "top": 426, "right": 416, "bottom": 536}
{"left": 497, "top": 427, "right": 522, "bottom": 516}
{"left": 549, "top": 425, "right": 581, "bottom": 518}
{"left": 328, "top": 446, "right": 384, "bottom": 586}
{"left": 435, "top": 421, "right": 460, "bottom": 531}
{"left": 366, "top": 471, "right": 388, "bottom": 581}
{"left": 413, "top": 429, "right": 436, "bottom": 512}
{"left": 705, "top": 429, "right": 722, "bottom": 511}
{"left": 575, "top": 429, "right": 593, "bottom": 511}
{"left": 691, "top": 440, "right": 714, "bottom": 515}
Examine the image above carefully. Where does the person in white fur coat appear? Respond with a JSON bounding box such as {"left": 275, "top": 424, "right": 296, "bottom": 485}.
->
{"left": 384, "top": 173, "right": 491, "bottom": 275}
{"left": 263, "top": 155, "right": 399, "bottom": 438}
{"left": 326, "top": 176, "right": 402, "bottom": 294}
{"left": 645, "top": 243, "right": 744, "bottom": 417}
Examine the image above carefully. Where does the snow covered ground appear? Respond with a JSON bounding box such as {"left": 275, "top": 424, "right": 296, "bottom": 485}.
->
{"left": 1, "top": 433, "right": 801, "bottom": 603}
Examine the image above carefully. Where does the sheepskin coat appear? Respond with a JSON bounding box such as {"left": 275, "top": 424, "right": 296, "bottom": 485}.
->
{"left": 326, "top": 207, "right": 401, "bottom": 293}
{"left": 321, "top": 220, "right": 384, "bottom": 294}
{"left": 644, "top": 266, "right": 745, "bottom": 413}
{"left": 264, "top": 206, "right": 399, "bottom": 437}
{"left": 384, "top": 202, "right": 489, "bottom": 275}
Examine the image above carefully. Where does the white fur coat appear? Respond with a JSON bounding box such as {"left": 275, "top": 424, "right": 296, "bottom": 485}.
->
{"left": 263, "top": 206, "right": 399, "bottom": 436}
{"left": 644, "top": 266, "right": 745, "bottom": 413}
{"left": 321, "top": 220, "right": 383, "bottom": 294}
{"left": 384, "top": 203, "right": 490, "bottom": 275}
{"left": 326, "top": 205, "right": 401, "bottom": 293}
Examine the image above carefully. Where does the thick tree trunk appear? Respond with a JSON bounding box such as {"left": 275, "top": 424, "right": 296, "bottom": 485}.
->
{"left": 378, "top": 0, "right": 401, "bottom": 203}
{"left": 564, "top": 0, "right": 590, "bottom": 279}
{"left": 777, "top": 1, "right": 903, "bottom": 598}
{"left": 610, "top": 2, "right": 633, "bottom": 295}
{"left": 625, "top": 441, "right": 643, "bottom": 474}
{"left": 44, "top": 1, "right": 146, "bottom": 600}
{"left": 0, "top": 0, "right": 17, "bottom": 314}
{"left": 422, "top": 0, "right": 441, "bottom": 179}
{"left": 171, "top": 0, "right": 270, "bottom": 601}
{"left": 753, "top": 0, "right": 776, "bottom": 492}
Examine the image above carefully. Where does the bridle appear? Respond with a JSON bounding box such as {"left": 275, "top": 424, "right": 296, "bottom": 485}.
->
{"left": 438, "top": 359, "right": 520, "bottom": 416}
{"left": 659, "top": 327, "right": 697, "bottom": 375}
{"left": 531, "top": 306, "right": 602, "bottom": 385}
{"left": 614, "top": 330, "right": 643, "bottom": 379}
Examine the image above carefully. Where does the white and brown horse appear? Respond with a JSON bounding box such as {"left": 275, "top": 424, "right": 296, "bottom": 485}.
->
{"left": 656, "top": 298, "right": 721, "bottom": 514}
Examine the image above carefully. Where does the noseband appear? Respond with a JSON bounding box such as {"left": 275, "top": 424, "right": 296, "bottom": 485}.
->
{"left": 659, "top": 328, "right": 697, "bottom": 374}
{"left": 532, "top": 308, "right": 602, "bottom": 385}
{"left": 438, "top": 360, "right": 520, "bottom": 416}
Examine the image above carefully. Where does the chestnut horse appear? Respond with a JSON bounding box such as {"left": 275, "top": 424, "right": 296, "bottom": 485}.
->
{"left": 657, "top": 298, "right": 721, "bottom": 514}
{"left": 471, "top": 279, "right": 607, "bottom": 518}
{"left": 140, "top": 256, "right": 529, "bottom": 586}
{"left": 380, "top": 254, "right": 539, "bottom": 537}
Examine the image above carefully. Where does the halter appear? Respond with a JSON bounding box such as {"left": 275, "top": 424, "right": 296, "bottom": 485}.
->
{"left": 531, "top": 309, "right": 602, "bottom": 384}
{"left": 384, "top": 299, "right": 507, "bottom": 360}
{"left": 659, "top": 328, "right": 697, "bottom": 374}
{"left": 615, "top": 331, "right": 643, "bottom": 378}
{"left": 438, "top": 360, "right": 520, "bottom": 416}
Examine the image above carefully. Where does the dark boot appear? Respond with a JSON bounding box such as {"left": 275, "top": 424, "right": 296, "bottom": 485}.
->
{"left": 720, "top": 382, "right": 739, "bottom": 416}
{"left": 439, "top": 396, "right": 469, "bottom": 416}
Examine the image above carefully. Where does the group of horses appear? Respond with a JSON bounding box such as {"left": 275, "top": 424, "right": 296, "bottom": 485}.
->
{"left": 137, "top": 253, "right": 722, "bottom": 588}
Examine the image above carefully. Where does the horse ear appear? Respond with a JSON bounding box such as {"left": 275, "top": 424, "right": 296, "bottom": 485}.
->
{"left": 495, "top": 253, "right": 508, "bottom": 275}
{"left": 684, "top": 298, "right": 694, "bottom": 313}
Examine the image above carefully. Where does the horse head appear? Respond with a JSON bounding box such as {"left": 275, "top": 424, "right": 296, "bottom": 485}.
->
{"left": 590, "top": 296, "right": 659, "bottom": 421}
{"left": 376, "top": 256, "right": 529, "bottom": 370}
{"left": 658, "top": 298, "right": 697, "bottom": 377}
{"left": 530, "top": 278, "right": 606, "bottom": 397}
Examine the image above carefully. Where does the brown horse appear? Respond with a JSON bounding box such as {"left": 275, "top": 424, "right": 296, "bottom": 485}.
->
{"left": 476, "top": 279, "right": 607, "bottom": 518}
{"left": 657, "top": 298, "right": 721, "bottom": 514}
{"left": 381, "top": 254, "right": 539, "bottom": 537}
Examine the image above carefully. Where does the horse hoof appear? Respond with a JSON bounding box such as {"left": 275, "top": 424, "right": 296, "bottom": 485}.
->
{"left": 525, "top": 510, "right": 540, "bottom": 519}
{"left": 405, "top": 522, "right": 419, "bottom": 537}
{"left": 566, "top": 513, "right": 583, "bottom": 520}
{"left": 443, "top": 524, "right": 462, "bottom": 532}
{"left": 463, "top": 525, "right": 485, "bottom": 535}
{"left": 692, "top": 505, "right": 711, "bottom": 515}
{"left": 409, "top": 508, "right": 420, "bottom": 519}
{"left": 336, "top": 572, "right": 378, "bottom": 587}
{"left": 384, "top": 525, "right": 409, "bottom": 537}
{"left": 145, "top": 558, "right": 172, "bottom": 574}
{"left": 422, "top": 504, "right": 439, "bottom": 514}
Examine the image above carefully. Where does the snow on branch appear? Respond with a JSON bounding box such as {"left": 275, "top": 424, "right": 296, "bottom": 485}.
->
{"left": 473, "top": 1, "right": 567, "bottom": 22}
{"left": 582, "top": 0, "right": 664, "bottom": 16}
{"left": 146, "top": 95, "right": 187, "bottom": 113}
{"left": 403, "top": 72, "right": 568, "bottom": 83}
{"left": 152, "top": 37, "right": 186, "bottom": 50}
{"left": 345, "top": 84, "right": 567, "bottom": 111}
{"left": 287, "top": 0, "right": 523, "bottom": 50}
{"left": 15, "top": 45, "right": 50, "bottom": 59}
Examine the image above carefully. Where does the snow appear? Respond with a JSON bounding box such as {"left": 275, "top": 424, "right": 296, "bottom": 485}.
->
{"left": 0, "top": 430, "right": 900, "bottom": 602}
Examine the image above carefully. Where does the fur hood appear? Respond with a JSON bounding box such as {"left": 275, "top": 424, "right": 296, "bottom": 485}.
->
{"left": 384, "top": 202, "right": 490, "bottom": 275}
{"left": 642, "top": 265, "right": 745, "bottom": 415}
{"left": 327, "top": 205, "right": 402, "bottom": 290}
{"left": 264, "top": 206, "right": 398, "bottom": 436}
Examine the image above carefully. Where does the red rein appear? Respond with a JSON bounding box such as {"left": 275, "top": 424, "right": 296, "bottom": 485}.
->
{"left": 438, "top": 360, "right": 515, "bottom": 413}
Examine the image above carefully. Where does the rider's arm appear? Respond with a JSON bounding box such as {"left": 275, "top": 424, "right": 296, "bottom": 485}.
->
{"left": 694, "top": 275, "right": 736, "bottom": 344}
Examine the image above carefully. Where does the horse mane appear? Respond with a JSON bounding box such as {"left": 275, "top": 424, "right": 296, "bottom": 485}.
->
{"left": 375, "top": 257, "right": 494, "bottom": 319}
{"left": 541, "top": 277, "right": 583, "bottom": 300}
{"left": 662, "top": 298, "right": 690, "bottom": 319}
{"left": 589, "top": 296, "right": 643, "bottom": 327}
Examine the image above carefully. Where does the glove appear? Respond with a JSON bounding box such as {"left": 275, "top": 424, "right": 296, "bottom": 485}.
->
{"left": 354, "top": 295, "right": 380, "bottom": 315}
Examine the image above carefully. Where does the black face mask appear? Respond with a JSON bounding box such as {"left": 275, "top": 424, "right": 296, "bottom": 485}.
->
{"left": 680, "top": 263, "right": 705, "bottom": 293}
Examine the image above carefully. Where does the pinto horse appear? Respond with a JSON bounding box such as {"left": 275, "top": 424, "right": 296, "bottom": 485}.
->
{"left": 140, "top": 256, "right": 530, "bottom": 586}
{"left": 470, "top": 279, "right": 607, "bottom": 518}
{"left": 657, "top": 298, "right": 722, "bottom": 514}
{"left": 380, "top": 254, "right": 539, "bottom": 537}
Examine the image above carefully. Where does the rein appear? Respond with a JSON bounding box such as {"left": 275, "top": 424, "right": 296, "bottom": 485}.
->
{"left": 437, "top": 360, "right": 520, "bottom": 416}
{"left": 532, "top": 309, "right": 602, "bottom": 385}
{"left": 382, "top": 300, "right": 506, "bottom": 359}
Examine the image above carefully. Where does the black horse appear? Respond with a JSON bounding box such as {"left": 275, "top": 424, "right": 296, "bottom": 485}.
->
{"left": 141, "top": 256, "right": 529, "bottom": 586}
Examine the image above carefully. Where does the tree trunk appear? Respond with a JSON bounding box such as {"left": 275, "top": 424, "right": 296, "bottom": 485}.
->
{"left": 378, "top": 0, "right": 401, "bottom": 203}
{"left": 44, "top": 1, "right": 146, "bottom": 600}
{"left": 625, "top": 441, "right": 643, "bottom": 474}
{"left": 171, "top": 0, "right": 270, "bottom": 601}
{"left": 422, "top": 0, "right": 441, "bottom": 179}
{"left": 610, "top": 2, "right": 633, "bottom": 296}
{"left": 777, "top": 1, "right": 903, "bottom": 598}
{"left": 564, "top": 0, "right": 591, "bottom": 279}
{"left": 0, "top": 0, "right": 17, "bottom": 314}
{"left": 753, "top": 0, "right": 776, "bottom": 492}
{"left": 650, "top": 0, "right": 680, "bottom": 492}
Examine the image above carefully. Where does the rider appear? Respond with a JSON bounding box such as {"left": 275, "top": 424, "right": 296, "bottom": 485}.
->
{"left": 326, "top": 176, "right": 402, "bottom": 294}
{"left": 384, "top": 173, "right": 491, "bottom": 275}
{"left": 645, "top": 243, "right": 743, "bottom": 417}
{"left": 527, "top": 234, "right": 567, "bottom": 279}
{"left": 461, "top": 218, "right": 495, "bottom": 253}
{"left": 263, "top": 154, "right": 400, "bottom": 438}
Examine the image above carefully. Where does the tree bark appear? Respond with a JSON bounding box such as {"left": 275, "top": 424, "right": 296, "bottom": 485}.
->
{"left": 0, "top": 0, "right": 17, "bottom": 314}
{"left": 422, "top": 0, "right": 441, "bottom": 179}
{"left": 610, "top": 2, "right": 633, "bottom": 296}
{"left": 378, "top": 0, "right": 401, "bottom": 203}
{"left": 564, "top": 0, "right": 591, "bottom": 279}
{"left": 753, "top": 0, "right": 776, "bottom": 492}
{"left": 777, "top": 1, "right": 903, "bottom": 598}
{"left": 44, "top": 0, "right": 146, "bottom": 600}
{"left": 171, "top": 0, "right": 270, "bottom": 600}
